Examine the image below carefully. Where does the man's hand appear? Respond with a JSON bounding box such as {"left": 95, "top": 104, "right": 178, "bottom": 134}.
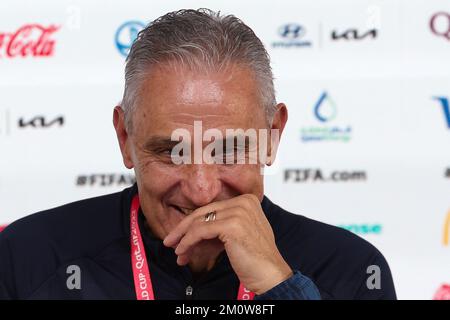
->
{"left": 163, "top": 194, "right": 293, "bottom": 295}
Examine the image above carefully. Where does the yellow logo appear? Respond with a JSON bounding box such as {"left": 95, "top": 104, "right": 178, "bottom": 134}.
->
{"left": 444, "top": 210, "right": 450, "bottom": 246}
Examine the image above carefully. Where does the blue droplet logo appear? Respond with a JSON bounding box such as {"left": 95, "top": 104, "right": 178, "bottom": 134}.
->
{"left": 314, "top": 91, "right": 337, "bottom": 123}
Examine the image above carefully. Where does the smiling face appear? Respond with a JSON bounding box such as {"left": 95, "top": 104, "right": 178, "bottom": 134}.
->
{"left": 114, "top": 63, "right": 287, "bottom": 240}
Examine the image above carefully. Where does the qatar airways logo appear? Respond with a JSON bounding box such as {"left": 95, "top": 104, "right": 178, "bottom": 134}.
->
{"left": 0, "top": 24, "right": 59, "bottom": 58}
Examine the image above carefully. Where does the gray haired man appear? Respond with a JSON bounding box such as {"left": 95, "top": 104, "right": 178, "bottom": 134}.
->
{"left": 0, "top": 9, "right": 395, "bottom": 300}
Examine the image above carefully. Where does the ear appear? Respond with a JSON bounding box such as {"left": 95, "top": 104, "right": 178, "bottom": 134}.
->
{"left": 267, "top": 103, "right": 288, "bottom": 166}
{"left": 113, "top": 106, "right": 134, "bottom": 169}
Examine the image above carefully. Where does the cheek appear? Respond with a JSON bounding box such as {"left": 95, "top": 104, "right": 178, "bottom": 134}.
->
{"left": 220, "top": 164, "right": 264, "bottom": 195}
{"left": 134, "top": 157, "right": 182, "bottom": 195}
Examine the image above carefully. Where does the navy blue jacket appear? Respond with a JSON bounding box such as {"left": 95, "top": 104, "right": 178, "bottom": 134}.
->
{"left": 0, "top": 184, "right": 396, "bottom": 299}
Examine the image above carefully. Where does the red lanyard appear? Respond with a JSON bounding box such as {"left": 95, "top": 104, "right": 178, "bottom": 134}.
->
{"left": 130, "top": 194, "right": 255, "bottom": 300}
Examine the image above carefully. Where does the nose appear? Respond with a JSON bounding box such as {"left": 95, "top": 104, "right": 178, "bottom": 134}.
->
{"left": 180, "top": 164, "right": 222, "bottom": 207}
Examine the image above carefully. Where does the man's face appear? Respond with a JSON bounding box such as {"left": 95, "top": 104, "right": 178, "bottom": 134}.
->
{"left": 114, "top": 63, "right": 284, "bottom": 239}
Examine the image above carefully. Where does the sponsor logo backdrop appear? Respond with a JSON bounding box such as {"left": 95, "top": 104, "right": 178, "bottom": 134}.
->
{"left": 0, "top": 0, "right": 449, "bottom": 299}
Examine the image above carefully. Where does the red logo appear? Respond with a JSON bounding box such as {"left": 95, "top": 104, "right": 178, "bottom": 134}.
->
{"left": 433, "top": 284, "right": 450, "bottom": 300}
{"left": 0, "top": 224, "right": 6, "bottom": 232}
{"left": 0, "top": 24, "right": 59, "bottom": 58}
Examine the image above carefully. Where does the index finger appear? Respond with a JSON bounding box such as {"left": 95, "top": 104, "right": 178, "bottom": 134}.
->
{"left": 163, "top": 197, "right": 237, "bottom": 247}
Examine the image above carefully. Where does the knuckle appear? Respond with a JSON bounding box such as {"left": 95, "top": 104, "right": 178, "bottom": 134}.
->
{"left": 194, "top": 216, "right": 205, "bottom": 226}
{"left": 239, "top": 194, "right": 259, "bottom": 209}
{"left": 229, "top": 217, "right": 244, "bottom": 233}
{"left": 234, "top": 206, "right": 246, "bottom": 216}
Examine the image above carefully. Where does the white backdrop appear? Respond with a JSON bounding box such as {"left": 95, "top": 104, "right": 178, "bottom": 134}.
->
{"left": 0, "top": 0, "right": 449, "bottom": 300}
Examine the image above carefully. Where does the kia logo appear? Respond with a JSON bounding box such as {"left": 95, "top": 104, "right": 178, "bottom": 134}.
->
{"left": 18, "top": 115, "right": 64, "bottom": 128}
{"left": 331, "top": 28, "right": 377, "bottom": 40}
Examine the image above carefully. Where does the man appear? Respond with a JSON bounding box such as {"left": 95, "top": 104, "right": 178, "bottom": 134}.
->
{"left": 0, "top": 9, "right": 396, "bottom": 300}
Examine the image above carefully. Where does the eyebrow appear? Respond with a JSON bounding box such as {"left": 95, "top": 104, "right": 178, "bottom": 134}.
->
{"left": 143, "top": 134, "right": 257, "bottom": 152}
{"left": 223, "top": 135, "right": 256, "bottom": 150}
{"left": 143, "top": 136, "right": 181, "bottom": 152}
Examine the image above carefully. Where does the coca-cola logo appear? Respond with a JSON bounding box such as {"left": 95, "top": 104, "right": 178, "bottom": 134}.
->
{"left": 0, "top": 24, "right": 59, "bottom": 58}
{"left": 433, "top": 284, "right": 450, "bottom": 300}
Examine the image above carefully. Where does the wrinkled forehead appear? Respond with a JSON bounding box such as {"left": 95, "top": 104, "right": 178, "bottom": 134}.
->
{"left": 131, "top": 63, "right": 268, "bottom": 136}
